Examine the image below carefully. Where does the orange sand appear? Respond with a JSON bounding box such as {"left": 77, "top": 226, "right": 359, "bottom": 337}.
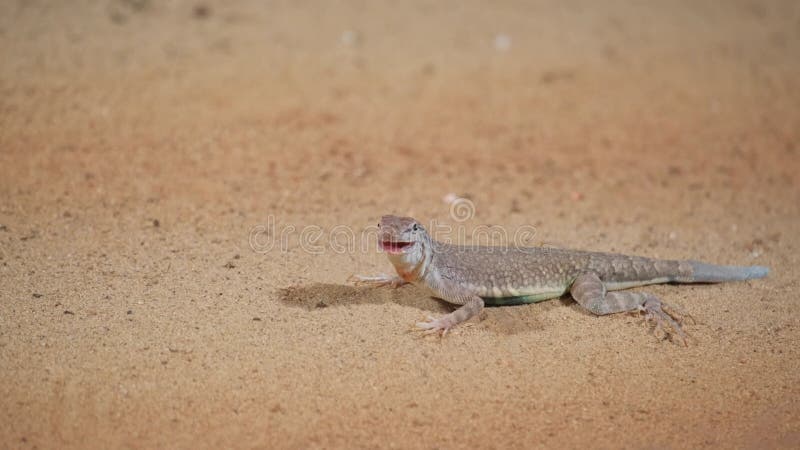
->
{"left": 1, "top": 1, "right": 799, "bottom": 448}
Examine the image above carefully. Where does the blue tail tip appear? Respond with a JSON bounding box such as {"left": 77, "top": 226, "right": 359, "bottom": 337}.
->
{"left": 748, "top": 265, "right": 770, "bottom": 278}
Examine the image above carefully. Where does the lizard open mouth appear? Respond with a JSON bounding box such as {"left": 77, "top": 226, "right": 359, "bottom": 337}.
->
{"left": 380, "top": 240, "right": 413, "bottom": 254}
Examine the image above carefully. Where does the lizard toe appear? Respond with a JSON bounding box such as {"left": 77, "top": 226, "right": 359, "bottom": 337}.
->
{"left": 641, "top": 297, "right": 689, "bottom": 346}
{"left": 416, "top": 316, "right": 454, "bottom": 335}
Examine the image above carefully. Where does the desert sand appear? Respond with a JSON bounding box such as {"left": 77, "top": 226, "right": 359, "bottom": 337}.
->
{"left": 1, "top": 1, "right": 799, "bottom": 448}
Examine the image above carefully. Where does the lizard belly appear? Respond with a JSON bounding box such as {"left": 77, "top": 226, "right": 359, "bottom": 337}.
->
{"left": 480, "top": 284, "right": 568, "bottom": 306}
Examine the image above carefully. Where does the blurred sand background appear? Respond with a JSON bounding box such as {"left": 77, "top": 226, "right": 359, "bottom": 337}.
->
{"left": 1, "top": 0, "right": 799, "bottom": 448}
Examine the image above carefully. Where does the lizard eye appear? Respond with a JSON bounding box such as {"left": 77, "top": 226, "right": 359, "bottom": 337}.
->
{"left": 412, "top": 224, "right": 418, "bottom": 231}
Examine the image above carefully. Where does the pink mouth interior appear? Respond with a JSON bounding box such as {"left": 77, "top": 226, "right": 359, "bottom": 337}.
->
{"left": 381, "top": 241, "right": 413, "bottom": 253}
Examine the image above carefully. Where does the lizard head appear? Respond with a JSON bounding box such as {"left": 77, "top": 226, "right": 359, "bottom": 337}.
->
{"left": 377, "top": 215, "right": 432, "bottom": 280}
{"left": 378, "top": 215, "right": 428, "bottom": 254}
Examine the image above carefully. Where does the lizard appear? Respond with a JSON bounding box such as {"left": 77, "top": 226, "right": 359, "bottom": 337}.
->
{"left": 350, "top": 215, "right": 770, "bottom": 341}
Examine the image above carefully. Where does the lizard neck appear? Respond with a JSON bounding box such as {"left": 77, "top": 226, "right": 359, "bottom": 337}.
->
{"left": 386, "top": 237, "right": 434, "bottom": 283}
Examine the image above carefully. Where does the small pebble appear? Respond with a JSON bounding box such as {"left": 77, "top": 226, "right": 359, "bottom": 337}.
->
{"left": 494, "top": 34, "right": 512, "bottom": 51}
{"left": 340, "top": 30, "right": 359, "bottom": 47}
{"left": 193, "top": 4, "right": 210, "bottom": 19}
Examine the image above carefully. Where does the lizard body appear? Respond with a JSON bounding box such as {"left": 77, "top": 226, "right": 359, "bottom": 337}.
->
{"left": 352, "top": 215, "right": 769, "bottom": 340}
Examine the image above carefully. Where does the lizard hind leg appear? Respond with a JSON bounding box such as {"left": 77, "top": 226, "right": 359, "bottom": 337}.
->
{"left": 570, "top": 272, "right": 689, "bottom": 344}
{"left": 637, "top": 295, "right": 689, "bottom": 345}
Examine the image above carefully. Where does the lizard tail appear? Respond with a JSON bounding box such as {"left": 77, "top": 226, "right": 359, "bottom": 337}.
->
{"left": 689, "top": 261, "right": 769, "bottom": 282}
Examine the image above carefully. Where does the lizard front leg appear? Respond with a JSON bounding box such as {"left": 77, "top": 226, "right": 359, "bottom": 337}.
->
{"left": 417, "top": 294, "right": 484, "bottom": 335}
{"left": 570, "top": 272, "right": 688, "bottom": 343}
{"left": 348, "top": 273, "right": 409, "bottom": 288}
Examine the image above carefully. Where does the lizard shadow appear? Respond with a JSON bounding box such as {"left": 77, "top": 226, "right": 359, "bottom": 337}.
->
{"left": 277, "top": 283, "right": 449, "bottom": 313}
{"left": 278, "top": 283, "right": 574, "bottom": 336}
{"left": 479, "top": 297, "right": 572, "bottom": 335}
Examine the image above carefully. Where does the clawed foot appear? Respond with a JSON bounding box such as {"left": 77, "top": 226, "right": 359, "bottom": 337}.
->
{"left": 348, "top": 274, "right": 408, "bottom": 288}
{"left": 415, "top": 315, "right": 457, "bottom": 337}
{"left": 638, "top": 296, "right": 693, "bottom": 345}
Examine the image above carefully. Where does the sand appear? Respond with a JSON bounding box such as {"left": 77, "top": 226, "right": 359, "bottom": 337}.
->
{"left": 1, "top": 1, "right": 799, "bottom": 448}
